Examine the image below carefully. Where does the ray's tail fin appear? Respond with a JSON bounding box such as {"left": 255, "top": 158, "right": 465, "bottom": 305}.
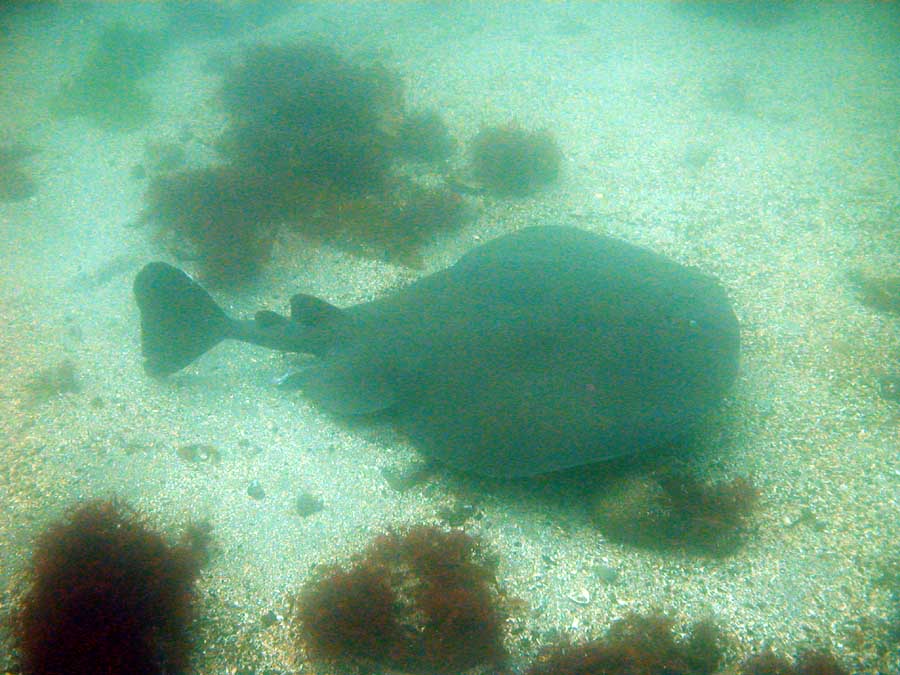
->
{"left": 133, "top": 262, "right": 230, "bottom": 376}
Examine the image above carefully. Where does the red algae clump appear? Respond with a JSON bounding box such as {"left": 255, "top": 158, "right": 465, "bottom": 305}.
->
{"left": 592, "top": 471, "right": 758, "bottom": 557}
{"left": 524, "top": 613, "right": 723, "bottom": 675}
{"left": 740, "top": 648, "right": 850, "bottom": 675}
{"left": 295, "top": 525, "right": 506, "bottom": 674}
{"left": 142, "top": 42, "right": 470, "bottom": 284}
{"left": 12, "top": 500, "right": 205, "bottom": 675}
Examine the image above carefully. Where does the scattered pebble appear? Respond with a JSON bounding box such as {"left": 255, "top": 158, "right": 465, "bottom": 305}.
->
{"left": 785, "top": 507, "right": 827, "bottom": 532}
{"left": 682, "top": 142, "right": 715, "bottom": 169}
{"left": 566, "top": 588, "right": 591, "bottom": 605}
{"left": 122, "top": 441, "right": 150, "bottom": 456}
{"left": 237, "top": 438, "right": 263, "bottom": 457}
{"left": 294, "top": 491, "right": 324, "bottom": 517}
{"left": 592, "top": 564, "right": 620, "bottom": 585}
{"left": 247, "top": 480, "right": 265, "bottom": 500}
{"left": 878, "top": 375, "right": 900, "bottom": 403}
{"left": 176, "top": 443, "right": 221, "bottom": 465}
{"left": 381, "top": 462, "right": 432, "bottom": 492}
{"left": 438, "top": 501, "right": 478, "bottom": 526}
{"left": 260, "top": 610, "right": 280, "bottom": 629}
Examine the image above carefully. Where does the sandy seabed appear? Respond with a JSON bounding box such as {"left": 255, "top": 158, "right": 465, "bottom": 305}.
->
{"left": 0, "top": 3, "right": 898, "bottom": 673}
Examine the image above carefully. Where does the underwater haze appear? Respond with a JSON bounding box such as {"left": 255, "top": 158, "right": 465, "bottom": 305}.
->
{"left": 1, "top": 2, "right": 899, "bottom": 673}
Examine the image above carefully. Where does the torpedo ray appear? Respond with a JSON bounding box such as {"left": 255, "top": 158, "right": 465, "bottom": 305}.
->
{"left": 134, "top": 226, "right": 740, "bottom": 477}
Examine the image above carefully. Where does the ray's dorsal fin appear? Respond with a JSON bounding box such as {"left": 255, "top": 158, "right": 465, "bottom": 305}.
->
{"left": 254, "top": 309, "right": 289, "bottom": 329}
{"left": 291, "top": 293, "right": 343, "bottom": 326}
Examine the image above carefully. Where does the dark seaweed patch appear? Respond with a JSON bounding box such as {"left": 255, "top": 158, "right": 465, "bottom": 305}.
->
{"left": 525, "top": 613, "right": 723, "bottom": 675}
{"left": 295, "top": 525, "right": 506, "bottom": 673}
{"left": 591, "top": 471, "right": 758, "bottom": 556}
{"left": 470, "top": 123, "right": 561, "bottom": 197}
{"left": 0, "top": 142, "right": 38, "bottom": 202}
{"left": 51, "top": 23, "right": 165, "bottom": 130}
{"left": 143, "top": 42, "right": 469, "bottom": 283}
{"left": 12, "top": 500, "right": 204, "bottom": 675}
{"left": 24, "top": 359, "right": 80, "bottom": 407}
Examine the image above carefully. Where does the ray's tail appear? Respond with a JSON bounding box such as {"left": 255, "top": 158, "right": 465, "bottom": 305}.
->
{"left": 133, "top": 262, "right": 230, "bottom": 376}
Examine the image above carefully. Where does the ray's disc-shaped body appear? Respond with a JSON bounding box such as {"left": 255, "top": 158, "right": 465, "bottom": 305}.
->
{"left": 311, "top": 226, "right": 740, "bottom": 476}
{"left": 135, "top": 226, "right": 740, "bottom": 477}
